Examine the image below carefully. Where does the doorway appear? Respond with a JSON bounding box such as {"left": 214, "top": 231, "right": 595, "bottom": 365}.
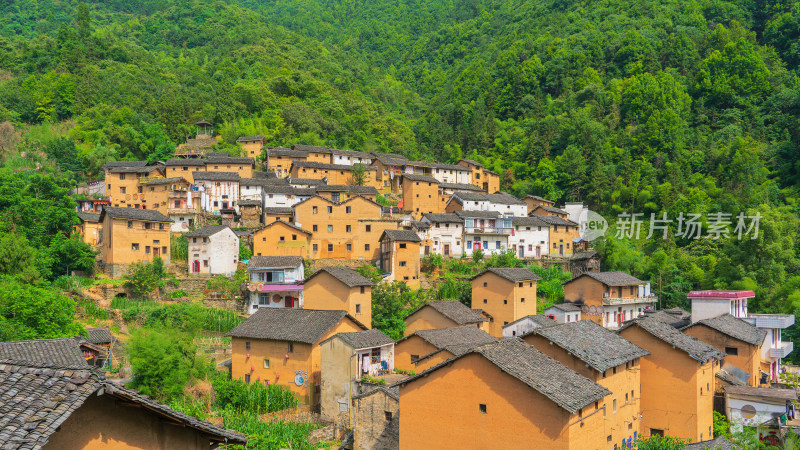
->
{"left": 518, "top": 246, "right": 524, "bottom": 258}
{"left": 444, "top": 244, "right": 450, "bottom": 256}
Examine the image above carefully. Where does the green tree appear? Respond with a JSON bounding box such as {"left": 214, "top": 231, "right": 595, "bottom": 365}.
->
{"left": 0, "top": 276, "right": 84, "bottom": 341}
{"left": 632, "top": 435, "right": 688, "bottom": 449}
{"left": 124, "top": 256, "right": 167, "bottom": 299}
{"left": 371, "top": 282, "right": 426, "bottom": 339}
{"left": 350, "top": 163, "right": 367, "bottom": 186}
{"left": 127, "top": 328, "right": 204, "bottom": 401}
{"left": 47, "top": 233, "right": 96, "bottom": 278}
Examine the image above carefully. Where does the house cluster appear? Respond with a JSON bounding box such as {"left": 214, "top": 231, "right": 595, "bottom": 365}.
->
{"left": 76, "top": 130, "right": 586, "bottom": 278}
{"left": 223, "top": 257, "right": 797, "bottom": 449}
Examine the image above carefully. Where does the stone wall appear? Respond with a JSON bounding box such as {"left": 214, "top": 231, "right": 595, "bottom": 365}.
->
{"left": 353, "top": 390, "right": 399, "bottom": 450}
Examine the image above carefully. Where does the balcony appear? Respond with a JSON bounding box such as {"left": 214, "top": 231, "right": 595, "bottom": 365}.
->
{"left": 602, "top": 296, "right": 658, "bottom": 306}
{"left": 770, "top": 341, "right": 794, "bottom": 359}
{"left": 743, "top": 314, "right": 795, "bottom": 329}
{"left": 464, "top": 227, "right": 512, "bottom": 235}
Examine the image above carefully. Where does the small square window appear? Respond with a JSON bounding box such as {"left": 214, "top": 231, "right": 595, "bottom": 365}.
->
{"left": 263, "top": 359, "right": 270, "bottom": 369}
{"left": 287, "top": 343, "right": 294, "bottom": 353}
{"left": 479, "top": 404, "right": 487, "bottom": 414}
{"left": 356, "top": 304, "right": 361, "bottom": 314}
{"left": 365, "top": 244, "right": 370, "bottom": 251}
{"left": 483, "top": 282, "right": 487, "bottom": 287}
{"left": 346, "top": 225, "right": 351, "bottom": 232}
{"left": 292, "top": 234, "right": 297, "bottom": 240}
{"left": 327, "top": 206, "right": 333, "bottom": 213}
{"left": 245, "top": 341, "right": 251, "bottom": 350}
{"left": 328, "top": 225, "right": 333, "bottom": 232}
{"left": 346, "top": 206, "right": 352, "bottom": 213}
{"left": 521, "top": 298, "right": 525, "bottom": 302}
{"left": 313, "top": 225, "right": 318, "bottom": 232}
{"left": 385, "top": 411, "right": 392, "bottom": 421}
{"left": 347, "top": 243, "right": 352, "bottom": 251}
{"left": 366, "top": 225, "right": 371, "bottom": 232}
{"left": 399, "top": 243, "right": 407, "bottom": 249}
{"left": 131, "top": 243, "right": 139, "bottom": 251}
{"left": 328, "top": 244, "right": 333, "bottom": 252}
{"left": 245, "top": 374, "right": 251, "bottom": 383}
{"left": 360, "top": 286, "right": 365, "bottom": 294}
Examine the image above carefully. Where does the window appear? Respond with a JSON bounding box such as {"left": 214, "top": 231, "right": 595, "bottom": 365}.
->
{"left": 346, "top": 225, "right": 351, "bottom": 232}
{"left": 625, "top": 393, "right": 628, "bottom": 402}
{"left": 650, "top": 429, "right": 664, "bottom": 437}
{"left": 328, "top": 225, "right": 333, "bottom": 232}
{"left": 347, "top": 243, "right": 352, "bottom": 251}
{"left": 483, "top": 282, "right": 488, "bottom": 287}
{"left": 366, "top": 225, "right": 372, "bottom": 232}
{"left": 483, "top": 299, "right": 487, "bottom": 304}
{"left": 279, "top": 236, "right": 285, "bottom": 241}
{"left": 519, "top": 282, "right": 523, "bottom": 288}
{"left": 399, "top": 243, "right": 406, "bottom": 249}
{"left": 521, "top": 298, "right": 525, "bottom": 303}
{"left": 203, "top": 260, "right": 208, "bottom": 267}
{"left": 159, "top": 223, "right": 164, "bottom": 230}
{"left": 245, "top": 341, "right": 251, "bottom": 350}
{"left": 145, "top": 246, "right": 150, "bottom": 254}
{"left": 327, "top": 244, "right": 333, "bottom": 252}
{"left": 287, "top": 343, "right": 294, "bottom": 353}
{"left": 607, "top": 435, "right": 612, "bottom": 443}
{"left": 385, "top": 411, "right": 392, "bottom": 421}
{"left": 410, "top": 354, "right": 419, "bottom": 362}
{"left": 356, "top": 304, "right": 362, "bottom": 314}
{"left": 313, "top": 244, "right": 319, "bottom": 252}
{"left": 292, "top": 234, "right": 297, "bottom": 241}
{"left": 479, "top": 404, "right": 487, "bottom": 414}
{"left": 503, "top": 299, "right": 508, "bottom": 305}
{"left": 365, "top": 244, "right": 370, "bottom": 251}
{"left": 360, "top": 286, "right": 365, "bottom": 294}
{"left": 313, "top": 206, "right": 318, "bottom": 214}
{"left": 263, "top": 359, "right": 270, "bottom": 369}
{"left": 313, "top": 225, "right": 318, "bottom": 232}
{"left": 244, "top": 374, "right": 251, "bottom": 383}
{"left": 399, "top": 261, "right": 407, "bottom": 267}
{"left": 613, "top": 367, "right": 616, "bottom": 374}
{"left": 346, "top": 206, "right": 351, "bottom": 213}
{"left": 120, "top": 187, "right": 126, "bottom": 194}
{"left": 327, "top": 206, "right": 333, "bottom": 213}
{"left": 613, "top": 399, "right": 617, "bottom": 413}
{"left": 725, "top": 347, "right": 738, "bottom": 356}
{"left": 131, "top": 243, "right": 139, "bottom": 251}
{"left": 127, "top": 220, "right": 133, "bottom": 228}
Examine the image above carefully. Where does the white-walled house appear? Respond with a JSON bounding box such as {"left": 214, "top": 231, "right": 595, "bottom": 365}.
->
{"left": 245, "top": 256, "right": 304, "bottom": 314}
{"left": 724, "top": 385, "right": 797, "bottom": 433}
{"left": 544, "top": 303, "right": 582, "bottom": 324}
{"left": 501, "top": 315, "right": 557, "bottom": 338}
{"left": 509, "top": 216, "right": 550, "bottom": 258}
{"left": 447, "top": 192, "right": 528, "bottom": 217}
{"left": 331, "top": 149, "right": 374, "bottom": 166}
{"left": 187, "top": 225, "right": 239, "bottom": 276}
{"left": 193, "top": 172, "right": 240, "bottom": 214}
{"left": 455, "top": 210, "right": 512, "bottom": 256}
{"left": 263, "top": 185, "right": 316, "bottom": 209}
{"left": 419, "top": 213, "right": 464, "bottom": 257}
{"left": 405, "top": 162, "right": 472, "bottom": 185}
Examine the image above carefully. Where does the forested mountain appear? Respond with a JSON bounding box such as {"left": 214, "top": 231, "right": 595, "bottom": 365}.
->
{"left": 1, "top": 0, "right": 800, "bottom": 335}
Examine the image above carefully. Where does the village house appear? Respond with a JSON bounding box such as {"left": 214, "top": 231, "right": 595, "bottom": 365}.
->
{"left": 262, "top": 185, "right": 316, "bottom": 209}
{"left": 226, "top": 309, "right": 367, "bottom": 405}
{"left": 329, "top": 148, "right": 374, "bottom": 166}
{"left": 76, "top": 197, "right": 109, "bottom": 213}
{"left": 455, "top": 210, "right": 513, "bottom": 256}
{"left": 398, "top": 338, "right": 610, "bottom": 450}
{"left": 522, "top": 194, "right": 555, "bottom": 214}
{"left": 688, "top": 290, "right": 795, "bottom": 382}
{"left": 438, "top": 182, "right": 482, "bottom": 210}
{"left": 238, "top": 199, "right": 263, "bottom": 227}
{"left": 723, "top": 385, "right": 798, "bottom": 436}
{"left": 75, "top": 211, "right": 102, "bottom": 247}
{"left": 445, "top": 191, "right": 528, "bottom": 217}
{"left": 470, "top": 268, "right": 540, "bottom": 337}
{"left": 533, "top": 214, "right": 580, "bottom": 256}
{"left": 359, "top": 218, "right": 405, "bottom": 260}
{"left": 290, "top": 161, "right": 381, "bottom": 189}
{"left": 253, "top": 220, "right": 311, "bottom": 258}
{"left": 509, "top": 215, "right": 550, "bottom": 258}
{"left": 380, "top": 230, "right": 422, "bottom": 288}
{"left": 292, "top": 144, "right": 337, "bottom": 163}
{"left": 418, "top": 213, "right": 463, "bottom": 257}
{"left": 139, "top": 177, "right": 201, "bottom": 230}
{"left": 164, "top": 158, "right": 205, "bottom": 183}
{"left": 641, "top": 307, "right": 693, "bottom": 329}
{"left": 403, "top": 300, "right": 488, "bottom": 336}
{"left": 304, "top": 267, "right": 375, "bottom": 328}
{"left": 618, "top": 317, "right": 725, "bottom": 443}
{"left": 372, "top": 153, "right": 409, "bottom": 192}
{"left": 262, "top": 206, "right": 295, "bottom": 223}
{"left": 401, "top": 174, "right": 440, "bottom": 219}
{"left": 193, "top": 171, "right": 240, "bottom": 214}
{"left": 103, "top": 161, "right": 164, "bottom": 208}
{"left": 352, "top": 386, "right": 400, "bottom": 450}
{"left": 570, "top": 250, "right": 602, "bottom": 277}
{"left": 86, "top": 326, "right": 114, "bottom": 369}
{"left": 394, "top": 325, "right": 497, "bottom": 372}
{"left": 406, "top": 161, "right": 472, "bottom": 185}
{"left": 245, "top": 256, "right": 304, "bottom": 313}
{"left": 236, "top": 135, "right": 265, "bottom": 158}
{"left": 530, "top": 204, "right": 569, "bottom": 219}
{"left": 319, "top": 329, "right": 395, "bottom": 426}
{"left": 186, "top": 225, "right": 239, "bottom": 276}
{"left": 524, "top": 320, "right": 650, "bottom": 447}
{"left": 543, "top": 302, "right": 583, "bottom": 324}
{"left": 204, "top": 153, "right": 256, "bottom": 179}
{"left": 288, "top": 177, "right": 327, "bottom": 188}
{"left": 266, "top": 147, "right": 310, "bottom": 177}
{"left": 562, "top": 271, "right": 657, "bottom": 329}
{"left": 316, "top": 185, "right": 379, "bottom": 203}
{"left": 501, "top": 314, "right": 556, "bottom": 337}
{"left": 0, "top": 338, "right": 246, "bottom": 449}
{"left": 457, "top": 159, "right": 500, "bottom": 193}
{"left": 683, "top": 314, "right": 768, "bottom": 387}
{"left": 99, "top": 207, "right": 171, "bottom": 277}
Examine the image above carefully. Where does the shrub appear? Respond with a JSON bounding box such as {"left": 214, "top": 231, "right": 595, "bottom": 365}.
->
{"left": 212, "top": 372, "right": 297, "bottom": 414}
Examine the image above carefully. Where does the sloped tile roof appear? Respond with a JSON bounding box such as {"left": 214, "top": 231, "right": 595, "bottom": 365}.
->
{"left": 262, "top": 206, "right": 293, "bottom": 214}
{"left": 0, "top": 338, "right": 89, "bottom": 370}
{"left": 503, "top": 314, "right": 557, "bottom": 330}
{"left": 237, "top": 200, "right": 262, "bottom": 207}
{"left": 102, "top": 160, "right": 149, "bottom": 169}
{"left": 511, "top": 216, "right": 550, "bottom": 227}
{"left": 406, "top": 301, "right": 486, "bottom": 325}
{"left": 403, "top": 325, "right": 496, "bottom": 350}
{"left": 316, "top": 185, "right": 378, "bottom": 194}
{"left": 236, "top": 135, "right": 264, "bottom": 142}
{"left": 185, "top": 225, "right": 231, "bottom": 238}
{"left": 401, "top": 338, "right": 610, "bottom": 414}
{"left": 452, "top": 191, "right": 526, "bottom": 205}
{"left": 258, "top": 219, "right": 311, "bottom": 235}
{"left": 454, "top": 210, "right": 500, "bottom": 219}
{"left": 253, "top": 171, "right": 278, "bottom": 179}
{"left": 326, "top": 329, "right": 394, "bottom": 350}
{"left": 421, "top": 213, "right": 463, "bottom": 224}
{"left": 100, "top": 207, "right": 171, "bottom": 223}
{"left": 86, "top": 327, "right": 112, "bottom": 345}
{"left": 642, "top": 309, "right": 691, "bottom": 328}
{"left": 292, "top": 144, "right": 333, "bottom": 153}
{"left": 248, "top": 256, "right": 303, "bottom": 268}
{"left": 546, "top": 303, "right": 583, "bottom": 312}
{"left": 620, "top": 317, "right": 726, "bottom": 362}
{"left": 529, "top": 320, "right": 650, "bottom": 372}
{"left": 685, "top": 314, "right": 767, "bottom": 346}
{"left": 381, "top": 229, "right": 422, "bottom": 242}
{"left": 287, "top": 177, "right": 327, "bottom": 186}
{"left": 530, "top": 214, "right": 578, "bottom": 226}
{"left": 402, "top": 173, "right": 439, "bottom": 184}
{"left": 226, "top": 309, "right": 366, "bottom": 344}
{"left": 307, "top": 267, "right": 375, "bottom": 288}
{"left": 77, "top": 212, "right": 101, "bottom": 222}
{"left": 107, "top": 166, "right": 163, "bottom": 174}
{"left": 267, "top": 147, "right": 309, "bottom": 158}
{"left": 193, "top": 171, "right": 240, "bottom": 181}
{"left": 292, "top": 161, "right": 378, "bottom": 171}
{"left": 570, "top": 251, "right": 599, "bottom": 261}
{"left": 439, "top": 182, "right": 482, "bottom": 191}
{"left": 724, "top": 385, "right": 798, "bottom": 401}
{"left": 165, "top": 158, "right": 205, "bottom": 166}
{"left": 534, "top": 205, "right": 568, "bottom": 215}
{"left": 140, "top": 177, "right": 186, "bottom": 185}
{"left": 473, "top": 268, "right": 541, "bottom": 282}
{"left": 569, "top": 271, "right": 643, "bottom": 286}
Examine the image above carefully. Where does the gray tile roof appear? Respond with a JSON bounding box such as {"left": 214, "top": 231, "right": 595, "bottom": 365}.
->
{"left": 352, "top": 385, "right": 400, "bottom": 401}
{"left": 86, "top": 327, "right": 112, "bottom": 345}
{"left": 262, "top": 207, "right": 294, "bottom": 214}
{"left": 458, "top": 159, "right": 483, "bottom": 167}
{"left": 511, "top": 216, "right": 550, "bottom": 227}
{"left": 421, "top": 213, "right": 463, "bottom": 224}
{"left": 724, "top": 385, "right": 798, "bottom": 401}
{"left": 685, "top": 314, "right": 767, "bottom": 346}
{"left": 523, "top": 195, "right": 553, "bottom": 203}
{"left": 454, "top": 210, "right": 500, "bottom": 219}
{"left": 140, "top": 177, "right": 186, "bottom": 185}
{"left": 326, "top": 329, "right": 394, "bottom": 350}
{"left": 259, "top": 219, "right": 311, "bottom": 235}
{"left": 185, "top": 225, "right": 231, "bottom": 238}
{"left": 381, "top": 229, "right": 422, "bottom": 243}
{"left": 239, "top": 177, "right": 285, "bottom": 187}
{"left": 193, "top": 171, "right": 240, "bottom": 181}
{"left": 101, "top": 206, "right": 171, "bottom": 223}
{"left": 103, "top": 160, "right": 149, "bottom": 169}
{"left": 407, "top": 161, "right": 471, "bottom": 172}
{"left": 473, "top": 268, "right": 541, "bottom": 282}
{"left": 205, "top": 154, "right": 255, "bottom": 164}
{"left": 439, "top": 182, "right": 482, "bottom": 191}
{"left": 267, "top": 147, "right": 309, "bottom": 158}
{"left": 165, "top": 158, "right": 206, "bottom": 166}
{"left": 0, "top": 338, "right": 89, "bottom": 370}
{"left": 529, "top": 320, "right": 650, "bottom": 372}
{"left": 402, "top": 173, "right": 439, "bottom": 184}
{"left": 620, "top": 317, "right": 726, "bottom": 362}
{"left": 684, "top": 437, "right": 737, "bottom": 450}
{"left": 503, "top": 314, "right": 558, "bottom": 330}
{"left": 107, "top": 165, "right": 163, "bottom": 174}
{"left": 261, "top": 185, "right": 316, "bottom": 196}
{"left": 236, "top": 135, "right": 264, "bottom": 142}
{"left": 534, "top": 205, "right": 568, "bottom": 215}
{"left": 452, "top": 191, "right": 526, "bottom": 205}
{"left": 226, "top": 309, "right": 366, "bottom": 344}
{"left": 77, "top": 212, "right": 101, "bottom": 222}
{"left": 406, "top": 301, "right": 487, "bottom": 325}
{"left": 287, "top": 177, "right": 327, "bottom": 186}
{"left": 530, "top": 214, "right": 578, "bottom": 227}
{"left": 570, "top": 271, "right": 644, "bottom": 286}
{"left": 292, "top": 144, "right": 333, "bottom": 153}
{"left": 570, "top": 251, "right": 599, "bottom": 261}
{"left": 248, "top": 256, "right": 303, "bottom": 269}
{"left": 403, "top": 325, "right": 497, "bottom": 351}
{"left": 292, "top": 161, "right": 378, "bottom": 171}
{"left": 237, "top": 200, "right": 262, "bottom": 206}
{"left": 253, "top": 171, "right": 278, "bottom": 179}
{"left": 307, "top": 267, "right": 375, "bottom": 288}
{"left": 330, "top": 148, "right": 374, "bottom": 159}
{"left": 316, "top": 185, "right": 378, "bottom": 194}
{"left": 642, "top": 309, "right": 691, "bottom": 328}
{"left": 401, "top": 338, "right": 610, "bottom": 414}
{"left": 546, "top": 303, "right": 583, "bottom": 312}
